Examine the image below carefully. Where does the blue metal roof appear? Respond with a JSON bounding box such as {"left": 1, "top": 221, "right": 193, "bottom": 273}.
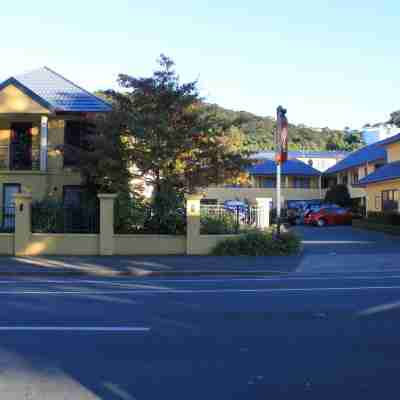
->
{"left": 376, "top": 132, "right": 400, "bottom": 147}
{"left": 358, "top": 161, "right": 400, "bottom": 186}
{"left": 0, "top": 67, "right": 112, "bottom": 113}
{"left": 324, "top": 142, "right": 386, "bottom": 175}
{"left": 248, "top": 159, "right": 321, "bottom": 177}
{"left": 250, "top": 150, "right": 348, "bottom": 160}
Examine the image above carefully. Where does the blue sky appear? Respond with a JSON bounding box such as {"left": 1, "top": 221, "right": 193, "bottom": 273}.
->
{"left": 1, "top": 1, "right": 399, "bottom": 129}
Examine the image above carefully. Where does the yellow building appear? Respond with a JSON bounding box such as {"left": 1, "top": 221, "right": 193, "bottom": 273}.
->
{"left": 358, "top": 133, "right": 400, "bottom": 212}
{"left": 203, "top": 158, "right": 324, "bottom": 205}
{"left": 323, "top": 142, "right": 387, "bottom": 206}
{"left": 0, "top": 67, "right": 111, "bottom": 215}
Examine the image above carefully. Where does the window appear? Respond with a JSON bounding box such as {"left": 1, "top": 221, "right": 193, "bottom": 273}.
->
{"left": 382, "top": 189, "right": 399, "bottom": 212}
{"left": 351, "top": 171, "right": 359, "bottom": 185}
{"left": 64, "top": 120, "right": 93, "bottom": 167}
{"left": 262, "top": 178, "right": 276, "bottom": 188}
{"left": 375, "top": 195, "right": 381, "bottom": 210}
{"left": 10, "top": 123, "right": 32, "bottom": 170}
{"left": 294, "top": 177, "right": 310, "bottom": 188}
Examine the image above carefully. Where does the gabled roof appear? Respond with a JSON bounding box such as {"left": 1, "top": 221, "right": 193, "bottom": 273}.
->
{"left": 0, "top": 67, "right": 112, "bottom": 113}
{"left": 250, "top": 150, "right": 348, "bottom": 160}
{"left": 248, "top": 159, "right": 321, "bottom": 177}
{"left": 324, "top": 142, "right": 386, "bottom": 175}
{"left": 358, "top": 161, "right": 400, "bottom": 186}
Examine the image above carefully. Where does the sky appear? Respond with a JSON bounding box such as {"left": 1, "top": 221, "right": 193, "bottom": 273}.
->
{"left": 1, "top": 0, "right": 400, "bottom": 129}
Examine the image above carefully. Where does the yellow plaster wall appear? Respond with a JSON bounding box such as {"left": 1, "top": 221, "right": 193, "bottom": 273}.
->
{"left": 0, "top": 85, "right": 50, "bottom": 114}
{"left": 0, "top": 234, "right": 14, "bottom": 255}
{"left": 365, "top": 180, "right": 400, "bottom": 212}
{"left": 48, "top": 118, "right": 65, "bottom": 171}
{"left": 26, "top": 234, "right": 99, "bottom": 255}
{"left": 114, "top": 235, "right": 186, "bottom": 255}
{"left": 386, "top": 142, "right": 400, "bottom": 163}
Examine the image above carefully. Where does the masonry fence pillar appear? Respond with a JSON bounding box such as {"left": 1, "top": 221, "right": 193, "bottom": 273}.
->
{"left": 185, "top": 194, "right": 203, "bottom": 255}
{"left": 255, "top": 197, "right": 271, "bottom": 230}
{"left": 14, "top": 193, "right": 32, "bottom": 256}
{"left": 98, "top": 193, "right": 117, "bottom": 256}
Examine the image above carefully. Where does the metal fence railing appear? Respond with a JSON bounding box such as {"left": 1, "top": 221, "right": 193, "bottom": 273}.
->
{"left": 200, "top": 204, "right": 263, "bottom": 234}
{"left": 31, "top": 206, "right": 100, "bottom": 234}
{"left": 0, "top": 207, "right": 16, "bottom": 233}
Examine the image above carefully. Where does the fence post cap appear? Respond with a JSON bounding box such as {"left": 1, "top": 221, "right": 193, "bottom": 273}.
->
{"left": 97, "top": 193, "right": 118, "bottom": 199}
{"left": 185, "top": 193, "right": 204, "bottom": 201}
{"left": 13, "top": 192, "right": 32, "bottom": 200}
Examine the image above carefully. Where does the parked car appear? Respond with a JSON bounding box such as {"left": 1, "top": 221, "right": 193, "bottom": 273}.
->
{"left": 288, "top": 203, "right": 323, "bottom": 225}
{"left": 304, "top": 206, "right": 352, "bottom": 227}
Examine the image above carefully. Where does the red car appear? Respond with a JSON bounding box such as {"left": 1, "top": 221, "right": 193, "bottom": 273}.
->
{"left": 304, "top": 206, "right": 352, "bottom": 227}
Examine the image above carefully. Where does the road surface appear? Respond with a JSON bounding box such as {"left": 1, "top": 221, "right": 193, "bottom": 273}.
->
{"left": 0, "top": 274, "right": 399, "bottom": 398}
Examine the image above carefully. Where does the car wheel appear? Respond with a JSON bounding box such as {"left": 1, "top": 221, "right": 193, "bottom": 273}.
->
{"left": 317, "top": 219, "right": 326, "bottom": 227}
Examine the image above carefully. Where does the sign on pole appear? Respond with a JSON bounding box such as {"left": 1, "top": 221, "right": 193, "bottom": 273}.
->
{"left": 275, "top": 106, "right": 288, "bottom": 164}
{"left": 275, "top": 106, "right": 288, "bottom": 235}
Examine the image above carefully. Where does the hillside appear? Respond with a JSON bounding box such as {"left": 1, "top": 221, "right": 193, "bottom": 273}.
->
{"left": 207, "top": 104, "right": 364, "bottom": 154}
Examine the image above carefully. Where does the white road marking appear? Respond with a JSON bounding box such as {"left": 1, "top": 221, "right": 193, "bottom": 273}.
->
{"left": 0, "top": 286, "right": 398, "bottom": 295}
{"left": 4, "top": 274, "right": 400, "bottom": 286}
{"left": 0, "top": 326, "right": 150, "bottom": 332}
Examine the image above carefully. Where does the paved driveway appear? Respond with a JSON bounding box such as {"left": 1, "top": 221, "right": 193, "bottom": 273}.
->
{"left": 294, "top": 225, "right": 400, "bottom": 273}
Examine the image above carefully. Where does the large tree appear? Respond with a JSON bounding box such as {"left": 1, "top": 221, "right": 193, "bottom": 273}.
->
{"left": 390, "top": 110, "right": 400, "bottom": 127}
{"left": 108, "top": 54, "right": 248, "bottom": 195}
{"left": 65, "top": 99, "right": 132, "bottom": 195}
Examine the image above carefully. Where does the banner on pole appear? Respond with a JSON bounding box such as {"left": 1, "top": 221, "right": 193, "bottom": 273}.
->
{"left": 275, "top": 106, "right": 288, "bottom": 164}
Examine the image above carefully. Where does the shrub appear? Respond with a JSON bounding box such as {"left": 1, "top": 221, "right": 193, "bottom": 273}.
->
{"left": 367, "top": 211, "right": 400, "bottom": 226}
{"left": 211, "top": 230, "right": 301, "bottom": 256}
{"left": 201, "top": 214, "right": 237, "bottom": 234}
{"left": 114, "top": 193, "right": 150, "bottom": 234}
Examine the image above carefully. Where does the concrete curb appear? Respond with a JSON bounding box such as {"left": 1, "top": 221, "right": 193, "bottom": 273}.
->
{"left": 0, "top": 269, "right": 291, "bottom": 278}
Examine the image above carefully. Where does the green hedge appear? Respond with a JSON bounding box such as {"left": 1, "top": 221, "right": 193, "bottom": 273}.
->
{"left": 211, "top": 230, "right": 301, "bottom": 256}
{"left": 352, "top": 219, "right": 400, "bottom": 235}
{"left": 200, "top": 214, "right": 238, "bottom": 235}
{"left": 366, "top": 211, "right": 400, "bottom": 226}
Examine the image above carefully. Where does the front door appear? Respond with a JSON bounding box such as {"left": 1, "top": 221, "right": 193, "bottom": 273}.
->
{"left": 10, "top": 123, "right": 32, "bottom": 170}
{"left": 3, "top": 184, "right": 20, "bottom": 230}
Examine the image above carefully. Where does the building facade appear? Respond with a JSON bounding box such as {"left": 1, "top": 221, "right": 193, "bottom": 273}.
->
{"left": 0, "top": 67, "right": 111, "bottom": 216}
{"left": 358, "top": 133, "right": 400, "bottom": 213}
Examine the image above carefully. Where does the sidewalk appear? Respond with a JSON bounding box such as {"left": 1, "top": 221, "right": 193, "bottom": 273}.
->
{"left": 0, "top": 255, "right": 301, "bottom": 278}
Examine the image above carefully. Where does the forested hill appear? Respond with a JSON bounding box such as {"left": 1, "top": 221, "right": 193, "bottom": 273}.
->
{"left": 207, "top": 104, "right": 364, "bottom": 154}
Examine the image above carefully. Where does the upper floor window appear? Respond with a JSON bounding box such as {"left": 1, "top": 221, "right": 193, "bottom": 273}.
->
{"left": 10, "top": 123, "right": 32, "bottom": 170}
{"left": 262, "top": 178, "right": 276, "bottom": 188}
{"left": 293, "top": 177, "right": 310, "bottom": 188}
{"left": 351, "top": 171, "right": 359, "bottom": 185}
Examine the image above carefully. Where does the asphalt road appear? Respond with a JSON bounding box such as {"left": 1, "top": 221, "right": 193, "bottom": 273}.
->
{"left": 0, "top": 274, "right": 400, "bottom": 399}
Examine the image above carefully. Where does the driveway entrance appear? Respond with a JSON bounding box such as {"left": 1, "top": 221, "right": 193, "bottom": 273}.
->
{"left": 294, "top": 225, "right": 400, "bottom": 273}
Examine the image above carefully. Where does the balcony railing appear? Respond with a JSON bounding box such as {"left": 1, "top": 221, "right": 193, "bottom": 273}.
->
{"left": 0, "top": 145, "right": 40, "bottom": 171}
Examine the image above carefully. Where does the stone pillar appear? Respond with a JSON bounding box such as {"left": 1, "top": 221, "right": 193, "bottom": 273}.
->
{"left": 256, "top": 197, "right": 271, "bottom": 230}
{"left": 98, "top": 193, "right": 117, "bottom": 256}
{"left": 14, "top": 193, "right": 32, "bottom": 256}
{"left": 185, "top": 194, "right": 203, "bottom": 255}
{"left": 40, "top": 116, "right": 48, "bottom": 172}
